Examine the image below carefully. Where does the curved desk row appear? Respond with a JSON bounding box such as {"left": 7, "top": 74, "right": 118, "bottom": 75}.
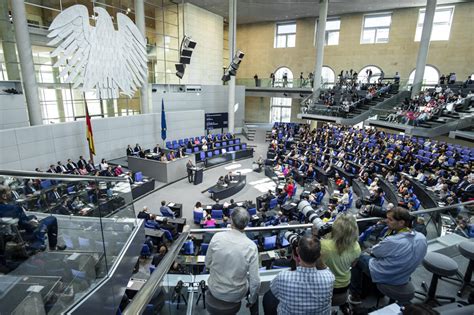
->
{"left": 208, "top": 175, "right": 247, "bottom": 201}
{"left": 404, "top": 176, "right": 440, "bottom": 209}
{"left": 353, "top": 179, "right": 371, "bottom": 201}
{"left": 376, "top": 176, "right": 402, "bottom": 205}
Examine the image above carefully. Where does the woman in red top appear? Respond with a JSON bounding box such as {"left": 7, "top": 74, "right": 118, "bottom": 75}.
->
{"left": 285, "top": 179, "right": 295, "bottom": 197}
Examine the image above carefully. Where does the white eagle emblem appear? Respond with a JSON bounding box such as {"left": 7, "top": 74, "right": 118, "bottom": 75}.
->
{"left": 47, "top": 5, "right": 147, "bottom": 99}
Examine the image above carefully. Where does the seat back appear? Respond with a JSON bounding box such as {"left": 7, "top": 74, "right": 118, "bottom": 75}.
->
{"left": 269, "top": 198, "right": 278, "bottom": 209}
{"left": 193, "top": 211, "right": 203, "bottom": 224}
{"left": 248, "top": 207, "right": 257, "bottom": 216}
{"left": 211, "top": 209, "right": 223, "bottom": 219}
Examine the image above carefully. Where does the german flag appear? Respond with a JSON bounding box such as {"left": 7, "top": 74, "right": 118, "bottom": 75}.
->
{"left": 85, "top": 104, "right": 95, "bottom": 156}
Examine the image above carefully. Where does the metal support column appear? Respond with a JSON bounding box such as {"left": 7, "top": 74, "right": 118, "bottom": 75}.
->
{"left": 11, "top": 0, "right": 42, "bottom": 125}
{"left": 312, "top": 0, "right": 328, "bottom": 102}
{"left": 411, "top": 0, "right": 437, "bottom": 98}
{"left": 227, "top": 0, "right": 237, "bottom": 133}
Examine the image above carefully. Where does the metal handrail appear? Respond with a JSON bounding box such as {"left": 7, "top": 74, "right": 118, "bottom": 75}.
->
{"left": 122, "top": 226, "right": 191, "bottom": 315}
{"left": 189, "top": 217, "right": 383, "bottom": 234}
{"left": 189, "top": 201, "right": 473, "bottom": 235}
{"left": 0, "top": 169, "right": 127, "bottom": 182}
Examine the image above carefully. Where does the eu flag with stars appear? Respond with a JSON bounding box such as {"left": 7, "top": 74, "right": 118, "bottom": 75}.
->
{"left": 161, "top": 99, "right": 167, "bottom": 141}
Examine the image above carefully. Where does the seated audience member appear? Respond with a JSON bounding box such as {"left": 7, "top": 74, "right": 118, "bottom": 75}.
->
{"left": 86, "top": 159, "right": 97, "bottom": 173}
{"left": 47, "top": 164, "right": 57, "bottom": 173}
{"left": 137, "top": 206, "right": 151, "bottom": 220}
{"left": 205, "top": 208, "right": 260, "bottom": 313}
{"left": 126, "top": 144, "right": 134, "bottom": 156}
{"left": 320, "top": 214, "right": 360, "bottom": 313}
{"left": 124, "top": 172, "right": 134, "bottom": 185}
{"left": 217, "top": 176, "right": 226, "bottom": 186}
{"left": 114, "top": 165, "right": 124, "bottom": 176}
{"left": 148, "top": 214, "right": 178, "bottom": 236}
{"left": 0, "top": 185, "right": 66, "bottom": 252}
{"left": 78, "top": 165, "right": 88, "bottom": 175}
{"left": 77, "top": 155, "right": 87, "bottom": 169}
{"left": 212, "top": 198, "right": 223, "bottom": 211}
{"left": 103, "top": 166, "right": 114, "bottom": 177}
{"left": 56, "top": 161, "right": 68, "bottom": 173}
{"left": 153, "top": 144, "right": 162, "bottom": 154}
{"left": 194, "top": 201, "right": 207, "bottom": 217}
{"left": 349, "top": 207, "right": 427, "bottom": 304}
{"left": 99, "top": 158, "right": 108, "bottom": 171}
{"left": 160, "top": 201, "right": 175, "bottom": 218}
{"left": 203, "top": 215, "right": 216, "bottom": 227}
{"left": 152, "top": 245, "right": 168, "bottom": 267}
{"left": 284, "top": 179, "right": 295, "bottom": 198}
{"left": 265, "top": 236, "right": 335, "bottom": 315}
{"left": 134, "top": 143, "right": 142, "bottom": 153}
{"left": 224, "top": 172, "right": 233, "bottom": 184}
{"left": 55, "top": 199, "right": 73, "bottom": 215}
{"left": 66, "top": 159, "right": 78, "bottom": 173}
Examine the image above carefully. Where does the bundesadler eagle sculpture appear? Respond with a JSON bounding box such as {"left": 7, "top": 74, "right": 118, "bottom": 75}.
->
{"left": 47, "top": 5, "right": 147, "bottom": 99}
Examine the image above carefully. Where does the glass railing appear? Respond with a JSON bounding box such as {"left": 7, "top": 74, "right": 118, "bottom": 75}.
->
{"left": 0, "top": 170, "right": 138, "bottom": 314}
{"left": 237, "top": 78, "right": 331, "bottom": 89}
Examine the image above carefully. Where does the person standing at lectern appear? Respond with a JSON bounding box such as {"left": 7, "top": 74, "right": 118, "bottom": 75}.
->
{"left": 186, "top": 160, "right": 195, "bottom": 183}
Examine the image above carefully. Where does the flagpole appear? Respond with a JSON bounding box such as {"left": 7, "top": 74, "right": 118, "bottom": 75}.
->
{"left": 84, "top": 92, "right": 95, "bottom": 164}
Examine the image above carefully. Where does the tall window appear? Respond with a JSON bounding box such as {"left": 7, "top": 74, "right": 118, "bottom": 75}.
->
{"left": 274, "top": 67, "right": 294, "bottom": 88}
{"left": 322, "top": 66, "right": 336, "bottom": 85}
{"left": 408, "top": 66, "right": 440, "bottom": 86}
{"left": 325, "top": 19, "right": 340, "bottom": 45}
{"left": 414, "top": 6, "right": 454, "bottom": 41}
{"left": 358, "top": 65, "right": 383, "bottom": 84}
{"left": 361, "top": 13, "right": 392, "bottom": 44}
{"left": 275, "top": 22, "right": 296, "bottom": 48}
{"left": 271, "top": 98, "right": 292, "bottom": 123}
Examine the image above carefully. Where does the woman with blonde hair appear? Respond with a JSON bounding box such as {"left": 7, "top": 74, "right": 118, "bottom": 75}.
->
{"left": 320, "top": 214, "right": 361, "bottom": 313}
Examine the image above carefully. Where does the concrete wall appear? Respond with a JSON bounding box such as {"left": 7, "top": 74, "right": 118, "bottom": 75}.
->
{"left": 236, "top": 3, "right": 474, "bottom": 81}
{"left": 0, "top": 110, "right": 203, "bottom": 171}
{"left": 151, "top": 84, "right": 245, "bottom": 130}
{"left": 178, "top": 3, "right": 224, "bottom": 85}
{"left": 0, "top": 81, "right": 29, "bottom": 130}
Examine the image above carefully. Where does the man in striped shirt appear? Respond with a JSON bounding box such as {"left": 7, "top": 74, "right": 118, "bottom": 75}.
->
{"left": 268, "top": 236, "right": 335, "bottom": 315}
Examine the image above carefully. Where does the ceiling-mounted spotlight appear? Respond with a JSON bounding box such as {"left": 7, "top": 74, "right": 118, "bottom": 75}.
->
{"left": 175, "top": 35, "right": 197, "bottom": 79}
{"left": 183, "top": 36, "right": 197, "bottom": 49}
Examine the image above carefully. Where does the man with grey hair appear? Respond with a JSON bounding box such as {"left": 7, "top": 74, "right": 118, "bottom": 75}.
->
{"left": 205, "top": 207, "right": 260, "bottom": 314}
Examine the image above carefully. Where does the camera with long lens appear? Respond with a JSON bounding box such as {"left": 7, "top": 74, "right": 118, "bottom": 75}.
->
{"left": 297, "top": 199, "right": 332, "bottom": 237}
{"left": 359, "top": 204, "right": 387, "bottom": 218}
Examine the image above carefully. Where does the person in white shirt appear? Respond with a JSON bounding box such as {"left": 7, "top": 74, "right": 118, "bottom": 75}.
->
{"left": 194, "top": 201, "right": 207, "bottom": 217}
{"left": 205, "top": 207, "right": 260, "bottom": 312}
{"left": 100, "top": 158, "right": 108, "bottom": 171}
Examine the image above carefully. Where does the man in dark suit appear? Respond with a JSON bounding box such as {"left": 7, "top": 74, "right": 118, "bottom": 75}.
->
{"left": 126, "top": 145, "right": 134, "bottom": 156}
{"left": 153, "top": 144, "right": 162, "bottom": 154}
{"left": 86, "top": 160, "right": 96, "bottom": 173}
{"left": 224, "top": 172, "right": 233, "bottom": 184}
{"left": 48, "top": 188, "right": 61, "bottom": 204}
{"left": 66, "top": 159, "right": 78, "bottom": 173}
{"left": 56, "top": 161, "right": 68, "bottom": 173}
{"left": 47, "top": 164, "right": 57, "bottom": 173}
{"left": 186, "top": 160, "right": 195, "bottom": 183}
{"left": 77, "top": 156, "right": 87, "bottom": 169}
{"left": 212, "top": 198, "right": 223, "bottom": 211}
{"left": 134, "top": 143, "right": 142, "bottom": 153}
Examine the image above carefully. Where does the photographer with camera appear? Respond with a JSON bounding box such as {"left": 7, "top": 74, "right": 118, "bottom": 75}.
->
{"left": 264, "top": 236, "right": 335, "bottom": 315}
{"left": 349, "top": 207, "right": 427, "bottom": 305}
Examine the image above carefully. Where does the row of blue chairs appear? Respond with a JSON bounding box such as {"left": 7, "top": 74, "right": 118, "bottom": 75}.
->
{"left": 185, "top": 139, "right": 242, "bottom": 154}
{"left": 166, "top": 133, "right": 234, "bottom": 149}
